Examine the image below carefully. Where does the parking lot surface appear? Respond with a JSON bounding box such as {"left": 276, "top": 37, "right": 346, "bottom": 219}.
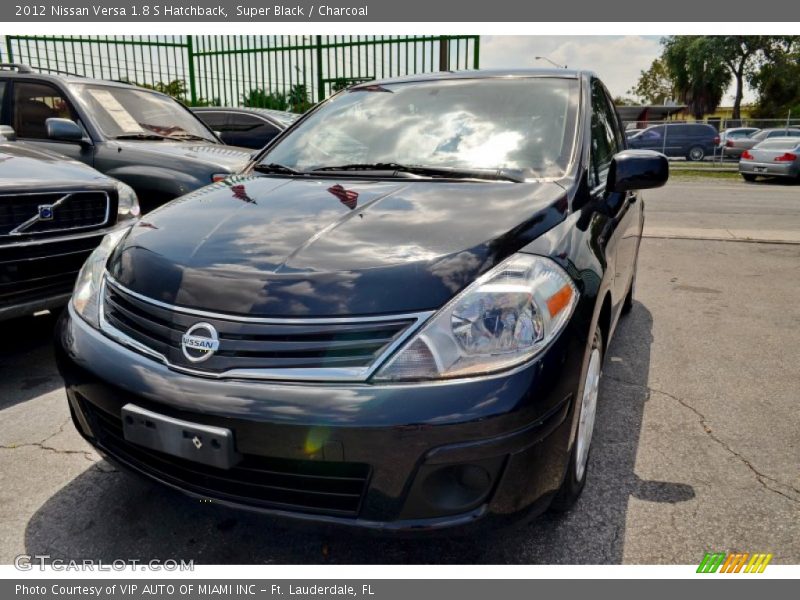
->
{"left": 1, "top": 178, "right": 798, "bottom": 564}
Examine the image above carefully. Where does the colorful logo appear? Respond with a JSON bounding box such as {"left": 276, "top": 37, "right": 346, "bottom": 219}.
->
{"left": 697, "top": 552, "right": 773, "bottom": 573}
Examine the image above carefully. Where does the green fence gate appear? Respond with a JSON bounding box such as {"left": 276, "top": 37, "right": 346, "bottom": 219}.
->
{"left": 1, "top": 35, "right": 480, "bottom": 110}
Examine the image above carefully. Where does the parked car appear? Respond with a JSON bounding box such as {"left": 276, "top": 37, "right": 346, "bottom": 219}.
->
{"left": 739, "top": 137, "right": 800, "bottom": 182}
{"left": 724, "top": 128, "right": 800, "bottom": 158}
{"left": 55, "top": 70, "right": 668, "bottom": 531}
{"left": 717, "top": 127, "right": 759, "bottom": 151}
{"left": 0, "top": 64, "right": 253, "bottom": 212}
{"left": 627, "top": 122, "right": 717, "bottom": 161}
{"left": 0, "top": 129, "right": 139, "bottom": 321}
{"left": 193, "top": 107, "right": 299, "bottom": 150}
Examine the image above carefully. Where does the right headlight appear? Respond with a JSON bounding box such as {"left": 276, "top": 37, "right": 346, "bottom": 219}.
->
{"left": 72, "top": 227, "right": 130, "bottom": 329}
{"left": 373, "top": 253, "right": 579, "bottom": 381}
{"left": 115, "top": 181, "right": 140, "bottom": 221}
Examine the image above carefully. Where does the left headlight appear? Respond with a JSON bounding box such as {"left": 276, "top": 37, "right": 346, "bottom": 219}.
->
{"left": 116, "top": 181, "right": 140, "bottom": 220}
{"left": 72, "top": 228, "right": 130, "bottom": 329}
{"left": 373, "top": 253, "right": 579, "bottom": 381}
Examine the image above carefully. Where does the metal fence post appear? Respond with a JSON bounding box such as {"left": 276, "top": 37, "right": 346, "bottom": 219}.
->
{"left": 5, "top": 37, "right": 13, "bottom": 63}
{"left": 186, "top": 35, "right": 198, "bottom": 105}
{"left": 473, "top": 36, "right": 480, "bottom": 69}
{"left": 315, "top": 35, "right": 325, "bottom": 102}
{"left": 439, "top": 36, "right": 449, "bottom": 71}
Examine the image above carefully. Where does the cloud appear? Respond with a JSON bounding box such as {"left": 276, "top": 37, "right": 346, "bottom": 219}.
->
{"left": 479, "top": 36, "right": 754, "bottom": 105}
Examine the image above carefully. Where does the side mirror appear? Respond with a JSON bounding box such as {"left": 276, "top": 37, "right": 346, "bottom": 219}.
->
{"left": 607, "top": 149, "right": 669, "bottom": 193}
{"left": 0, "top": 125, "right": 16, "bottom": 141}
{"left": 46, "top": 118, "right": 85, "bottom": 143}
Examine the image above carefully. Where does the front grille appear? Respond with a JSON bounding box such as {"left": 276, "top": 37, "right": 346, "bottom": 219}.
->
{"left": 0, "top": 234, "right": 103, "bottom": 307}
{"left": 82, "top": 398, "right": 370, "bottom": 516}
{"left": 102, "top": 278, "right": 418, "bottom": 377}
{"left": 0, "top": 191, "right": 112, "bottom": 237}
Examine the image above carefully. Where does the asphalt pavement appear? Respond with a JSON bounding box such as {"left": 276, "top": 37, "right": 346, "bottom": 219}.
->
{"left": 0, "top": 177, "right": 798, "bottom": 564}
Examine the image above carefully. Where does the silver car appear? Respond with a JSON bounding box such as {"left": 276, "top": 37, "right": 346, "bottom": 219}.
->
{"left": 739, "top": 137, "right": 800, "bottom": 181}
{"left": 725, "top": 127, "right": 800, "bottom": 158}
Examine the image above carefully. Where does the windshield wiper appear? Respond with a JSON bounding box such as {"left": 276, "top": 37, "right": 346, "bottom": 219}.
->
{"left": 253, "top": 162, "right": 305, "bottom": 176}
{"left": 311, "top": 163, "right": 526, "bottom": 183}
{"left": 166, "top": 132, "right": 215, "bottom": 142}
{"left": 114, "top": 133, "right": 168, "bottom": 140}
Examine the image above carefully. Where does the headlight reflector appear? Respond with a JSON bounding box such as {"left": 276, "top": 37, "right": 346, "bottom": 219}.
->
{"left": 374, "top": 254, "right": 578, "bottom": 381}
{"left": 116, "top": 181, "right": 140, "bottom": 220}
{"left": 72, "top": 228, "right": 129, "bottom": 328}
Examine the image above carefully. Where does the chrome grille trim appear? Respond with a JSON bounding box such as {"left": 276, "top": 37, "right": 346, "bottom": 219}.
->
{"left": 99, "top": 274, "right": 433, "bottom": 382}
{"left": 0, "top": 190, "right": 111, "bottom": 237}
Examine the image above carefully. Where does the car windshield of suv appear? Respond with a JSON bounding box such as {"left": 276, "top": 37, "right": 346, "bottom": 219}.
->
{"left": 259, "top": 77, "right": 580, "bottom": 179}
{"left": 71, "top": 83, "right": 216, "bottom": 142}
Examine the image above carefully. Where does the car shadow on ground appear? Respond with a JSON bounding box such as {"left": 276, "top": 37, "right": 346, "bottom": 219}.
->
{"left": 0, "top": 311, "right": 64, "bottom": 410}
{"left": 23, "top": 301, "right": 694, "bottom": 564}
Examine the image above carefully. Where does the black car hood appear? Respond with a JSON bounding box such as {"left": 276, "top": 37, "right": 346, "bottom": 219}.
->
{"left": 109, "top": 175, "right": 568, "bottom": 317}
{"left": 0, "top": 142, "right": 114, "bottom": 191}
{"left": 111, "top": 140, "right": 252, "bottom": 171}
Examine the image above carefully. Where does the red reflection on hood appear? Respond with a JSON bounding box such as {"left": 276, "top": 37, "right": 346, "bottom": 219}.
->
{"left": 327, "top": 184, "right": 358, "bottom": 210}
{"left": 231, "top": 184, "right": 256, "bottom": 204}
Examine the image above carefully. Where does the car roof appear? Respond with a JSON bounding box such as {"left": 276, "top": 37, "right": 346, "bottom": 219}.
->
{"left": 0, "top": 65, "right": 173, "bottom": 97}
{"left": 193, "top": 106, "right": 298, "bottom": 119}
{"left": 353, "top": 68, "right": 586, "bottom": 88}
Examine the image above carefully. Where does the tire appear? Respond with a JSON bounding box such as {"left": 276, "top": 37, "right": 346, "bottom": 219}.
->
{"left": 550, "top": 327, "right": 604, "bottom": 512}
{"left": 742, "top": 174, "right": 757, "bottom": 182}
{"left": 687, "top": 146, "right": 705, "bottom": 162}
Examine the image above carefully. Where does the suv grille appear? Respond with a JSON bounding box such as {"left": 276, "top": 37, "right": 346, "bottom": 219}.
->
{"left": 101, "top": 278, "right": 424, "bottom": 379}
{"left": 0, "top": 191, "right": 112, "bottom": 237}
{"left": 81, "top": 398, "right": 370, "bottom": 516}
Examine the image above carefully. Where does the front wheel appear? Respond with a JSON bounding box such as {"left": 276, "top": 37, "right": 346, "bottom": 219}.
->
{"left": 550, "top": 327, "right": 604, "bottom": 512}
{"left": 687, "top": 146, "right": 705, "bottom": 161}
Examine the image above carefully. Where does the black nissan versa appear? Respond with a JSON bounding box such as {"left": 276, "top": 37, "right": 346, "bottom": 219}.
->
{"left": 55, "top": 70, "right": 668, "bottom": 532}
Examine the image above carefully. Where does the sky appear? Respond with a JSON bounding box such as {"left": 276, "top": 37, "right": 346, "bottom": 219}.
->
{"left": 479, "top": 35, "right": 756, "bottom": 105}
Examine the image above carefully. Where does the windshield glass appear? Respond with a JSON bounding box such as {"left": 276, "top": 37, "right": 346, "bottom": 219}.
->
{"left": 72, "top": 84, "right": 216, "bottom": 142}
{"left": 258, "top": 77, "right": 579, "bottom": 178}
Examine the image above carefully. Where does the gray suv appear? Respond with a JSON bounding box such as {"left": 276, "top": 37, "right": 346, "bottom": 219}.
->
{"left": 0, "top": 64, "right": 253, "bottom": 212}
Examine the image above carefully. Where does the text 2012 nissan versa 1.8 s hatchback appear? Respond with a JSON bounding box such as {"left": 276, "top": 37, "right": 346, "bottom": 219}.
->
{"left": 56, "top": 70, "right": 668, "bottom": 531}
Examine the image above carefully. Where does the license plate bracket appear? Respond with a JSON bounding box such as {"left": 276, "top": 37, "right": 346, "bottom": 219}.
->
{"left": 121, "top": 403, "right": 241, "bottom": 469}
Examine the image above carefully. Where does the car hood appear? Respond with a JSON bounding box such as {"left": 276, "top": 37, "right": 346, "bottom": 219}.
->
{"left": 108, "top": 175, "right": 568, "bottom": 317}
{"left": 0, "top": 142, "right": 114, "bottom": 191}
{"left": 111, "top": 140, "right": 252, "bottom": 171}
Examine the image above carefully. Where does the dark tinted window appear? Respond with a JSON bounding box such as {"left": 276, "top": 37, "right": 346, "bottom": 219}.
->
{"left": 210, "top": 112, "right": 281, "bottom": 149}
{"left": 0, "top": 81, "right": 6, "bottom": 121}
{"left": 196, "top": 111, "right": 229, "bottom": 129}
{"left": 13, "top": 81, "right": 78, "bottom": 139}
{"left": 589, "top": 80, "right": 622, "bottom": 187}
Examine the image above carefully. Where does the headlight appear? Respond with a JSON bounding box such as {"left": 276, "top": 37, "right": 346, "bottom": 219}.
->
{"left": 373, "top": 254, "right": 579, "bottom": 381}
{"left": 116, "top": 181, "right": 140, "bottom": 220}
{"left": 72, "top": 228, "right": 129, "bottom": 328}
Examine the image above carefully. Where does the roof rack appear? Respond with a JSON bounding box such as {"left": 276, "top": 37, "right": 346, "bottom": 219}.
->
{"left": 0, "top": 63, "right": 33, "bottom": 73}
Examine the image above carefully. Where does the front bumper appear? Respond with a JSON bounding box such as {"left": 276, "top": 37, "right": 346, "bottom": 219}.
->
{"left": 56, "top": 304, "right": 585, "bottom": 532}
{"left": 739, "top": 161, "right": 799, "bottom": 178}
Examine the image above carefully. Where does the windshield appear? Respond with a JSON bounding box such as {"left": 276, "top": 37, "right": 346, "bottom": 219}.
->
{"left": 258, "top": 78, "right": 579, "bottom": 178}
{"left": 72, "top": 84, "right": 216, "bottom": 142}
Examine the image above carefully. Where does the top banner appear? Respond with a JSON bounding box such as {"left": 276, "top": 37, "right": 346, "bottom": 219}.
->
{"left": 3, "top": 0, "right": 800, "bottom": 22}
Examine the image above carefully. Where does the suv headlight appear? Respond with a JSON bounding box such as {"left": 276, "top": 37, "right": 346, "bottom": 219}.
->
{"left": 116, "top": 181, "right": 140, "bottom": 220}
{"left": 373, "top": 254, "right": 579, "bottom": 381}
{"left": 72, "top": 228, "right": 129, "bottom": 328}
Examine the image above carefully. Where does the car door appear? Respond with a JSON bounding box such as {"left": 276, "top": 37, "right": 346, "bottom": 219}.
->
{"left": 10, "top": 80, "right": 94, "bottom": 165}
{"left": 589, "top": 79, "right": 638, "bottom": 315}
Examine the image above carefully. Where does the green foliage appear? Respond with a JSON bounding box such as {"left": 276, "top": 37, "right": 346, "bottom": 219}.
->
{"left": 241, "top": 83, "right": 314, "bottom": 113}
{"left": 629, "top": 58, "right": 674, "bottom": 105}
{"left": 748, "top": 37, "right": 800, "bottom": 118}
{"left": 613, "top": 96, "right": 640, "bottom": 106}
{"left": 662, "top": 36, "right": 731, "bottom": 119}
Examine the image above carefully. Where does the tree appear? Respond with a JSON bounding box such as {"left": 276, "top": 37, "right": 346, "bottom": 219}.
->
{"left": 662, "top": 36, "right": 730, "bottom": 120}
{"left": 748, "top": 36, "right": 800, "bottom": 118}
{"left": 613, "top": 95, "right": 640, "bottom": 106}
{"left": 630, "top": 58, "right": 674, "bottom": 105}
{"left": 707, "top": 36, "right": 767, "bottom": 119}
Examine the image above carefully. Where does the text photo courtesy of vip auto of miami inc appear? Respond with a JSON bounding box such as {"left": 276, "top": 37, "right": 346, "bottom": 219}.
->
{"left": 0, "top": 21, "right": 798, "bottom": 586}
